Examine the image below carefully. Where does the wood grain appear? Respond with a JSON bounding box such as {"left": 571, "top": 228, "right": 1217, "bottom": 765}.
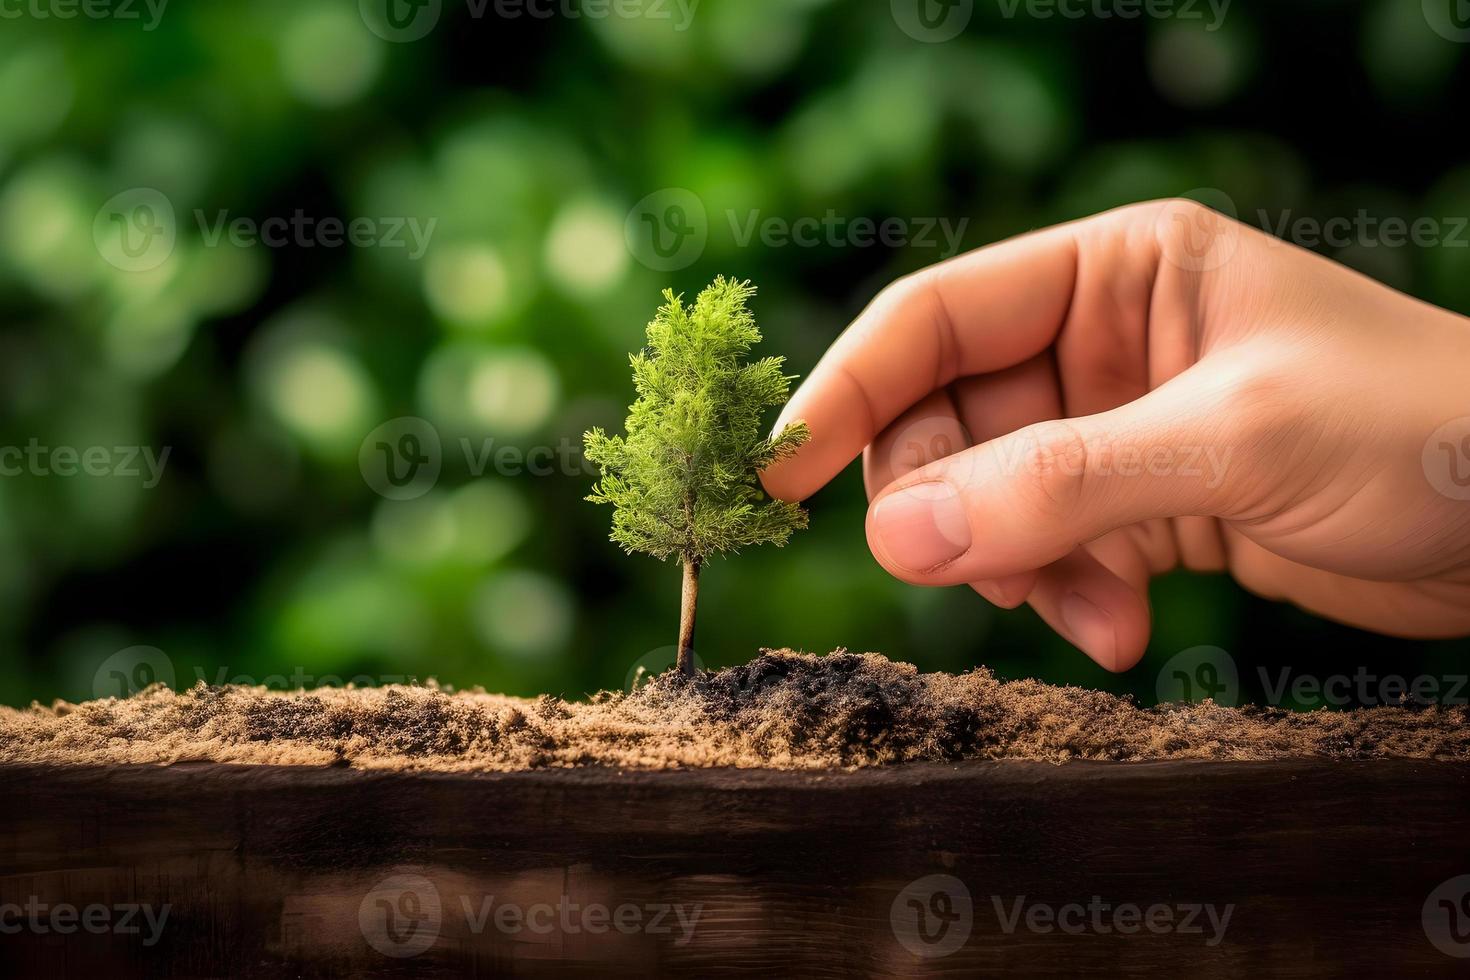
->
{"left": 1, "top": 760, "right": 1468, "bottom": 977}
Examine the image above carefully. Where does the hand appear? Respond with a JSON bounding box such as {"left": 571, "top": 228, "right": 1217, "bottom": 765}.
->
{"left": 760, "top": 200, "right": 1470, "bottom": 672}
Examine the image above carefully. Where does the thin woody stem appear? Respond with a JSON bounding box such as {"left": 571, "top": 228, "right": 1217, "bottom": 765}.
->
{"left": 677, "top": 558, "right": 700, "bottom": 676}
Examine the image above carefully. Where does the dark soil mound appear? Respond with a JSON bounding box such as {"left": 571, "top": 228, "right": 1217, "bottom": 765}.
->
{"left": 2, "top": 650, "right": 1466, "bottom": 771}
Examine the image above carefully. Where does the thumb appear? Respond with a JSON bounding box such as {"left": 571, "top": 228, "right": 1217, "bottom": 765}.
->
{"left": 865, "top": 372, "right": 1239, "bottom": 586}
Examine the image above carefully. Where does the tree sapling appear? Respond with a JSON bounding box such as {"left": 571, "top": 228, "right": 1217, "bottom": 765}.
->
{"left": 584, "top": 277, "right": 810, "bottom": 676}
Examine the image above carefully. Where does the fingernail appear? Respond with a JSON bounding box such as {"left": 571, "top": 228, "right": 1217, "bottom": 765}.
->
{"left": 1061, "top": 593, "right": 1117, "bottom": 671}
{"left": 872, "top": 482, "right": 971, "bottom": 572}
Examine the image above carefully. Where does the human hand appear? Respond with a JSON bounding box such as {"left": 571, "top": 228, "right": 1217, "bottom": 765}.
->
{"left": 760, "top": 200, "right": 1470, "bottom": 672}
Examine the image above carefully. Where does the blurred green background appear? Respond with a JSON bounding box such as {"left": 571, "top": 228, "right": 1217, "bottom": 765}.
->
{"left": 0, "top": 0, "right": 1467, "bottom": 708}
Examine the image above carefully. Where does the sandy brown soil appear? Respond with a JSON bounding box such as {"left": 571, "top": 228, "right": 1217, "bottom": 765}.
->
{"left": 2, "top": 650, "right": 1467, "bottom": 771}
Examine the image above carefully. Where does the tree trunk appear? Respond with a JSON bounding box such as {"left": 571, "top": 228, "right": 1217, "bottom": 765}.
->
{"left": 677, "top": 558, "right": 700, "bottom": 676}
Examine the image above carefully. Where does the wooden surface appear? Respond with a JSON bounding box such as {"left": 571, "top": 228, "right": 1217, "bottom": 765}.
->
{"left": 2, "top": 760, "right": 1469, "bottom": 977}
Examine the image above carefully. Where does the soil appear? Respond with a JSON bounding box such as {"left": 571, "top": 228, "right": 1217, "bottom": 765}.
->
{"left": 2, "top": 650, "right": 1467, "bottom": 771}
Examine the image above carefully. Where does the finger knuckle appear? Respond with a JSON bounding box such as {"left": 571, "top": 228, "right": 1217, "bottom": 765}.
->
{"left": 1017, "top": 420, "right": 1091, "bottom": 515}
{"left": 1152, "top": 196, "right": 1210, "bottom": 220}
{"left": 1211, "top": 360, "right": 1295, "bottom": 450}
{"left": 882, "top": 267, "right": 936, "bottom": 310}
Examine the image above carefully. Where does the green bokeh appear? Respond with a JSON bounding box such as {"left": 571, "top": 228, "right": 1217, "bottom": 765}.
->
{"left": 0, "top": 0, "right": 1465, "bottom": 708}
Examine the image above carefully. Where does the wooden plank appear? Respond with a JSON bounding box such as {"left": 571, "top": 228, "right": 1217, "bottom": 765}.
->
{"left": 1, "top": 760, "right": 1468, "bottom": 977}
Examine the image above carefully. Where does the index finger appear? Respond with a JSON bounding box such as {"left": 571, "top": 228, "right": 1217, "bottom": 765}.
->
{"left": 760, "top": 220, "right": 1084, "bottom": 502}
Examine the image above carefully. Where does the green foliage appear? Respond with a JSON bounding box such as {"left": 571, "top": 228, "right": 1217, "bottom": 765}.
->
{"left": 6, "top": 5, "right": 1445, "bottom": 702}
{"left": 584, "top": 277, "right": 810, "bottom": 565}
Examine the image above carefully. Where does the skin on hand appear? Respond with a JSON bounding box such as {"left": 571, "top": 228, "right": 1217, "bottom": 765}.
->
{"left": 759, "top": 199, "right": 1470, "bottom": 672}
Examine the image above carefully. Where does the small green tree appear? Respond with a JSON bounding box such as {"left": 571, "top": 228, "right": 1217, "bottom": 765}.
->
{"left": 584, "top": 277, "right": 810, "bottom": 676}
